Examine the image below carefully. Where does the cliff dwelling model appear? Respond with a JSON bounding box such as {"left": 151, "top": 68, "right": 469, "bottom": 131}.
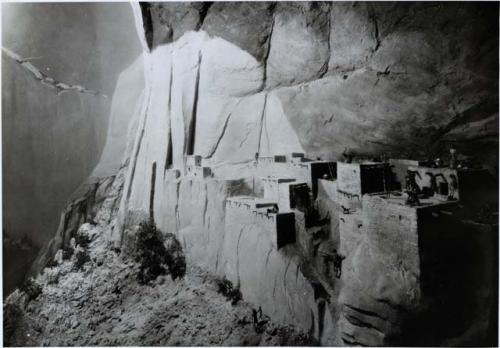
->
{"left": 2, "top": 1, "right": 499, "bottom": 347}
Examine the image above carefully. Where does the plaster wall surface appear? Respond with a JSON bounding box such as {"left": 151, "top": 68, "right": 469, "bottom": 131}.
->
{"left": 337, "top": 163, "right": 362, "bottom": 196}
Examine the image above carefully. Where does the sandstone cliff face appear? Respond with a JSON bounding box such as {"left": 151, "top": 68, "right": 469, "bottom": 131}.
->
{"left": 140, "top": 1, "right": 498, "bottom": 168}
{"left": 25, "top": 2, "right": 497, "bottom": 346}
{"left": 106, "top": 2, "right": 497, "bottom": 346}
{"left": 92, "top": 55, "right": 145, "bottom": 178}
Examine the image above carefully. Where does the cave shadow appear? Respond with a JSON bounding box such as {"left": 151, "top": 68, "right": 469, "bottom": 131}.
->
{"left": 396, "top": 212, "right": 498, "bottom": 346}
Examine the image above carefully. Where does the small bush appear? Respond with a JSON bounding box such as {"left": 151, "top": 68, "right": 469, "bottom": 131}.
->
{"left": 73, "top": 249, "right": 90, "bottom": 271}
{"left": 274, "top": 326, "right": 317, "bottom": 346}
{"left": 74, "top": 232, "right": 91, "bottom": 248}
{"left": 20, "top": 278, "right": 42, "bottom": 302}
{"left": 45, "top": 257, "right": 59, "bottom": 269}
{"left": 164, "top": 233, "right": 186, "bottom": 280}
{"left": 135, "top": 219, "right": 168, "bottom": 285}
{"left": 216, "top": 276, "right": 242, "bottom": 305}
{"left": 62, "top": 246, "right": 74, "bottom": 260}
{"left": 135, "top": 219, "right": 186, "bottom": 285}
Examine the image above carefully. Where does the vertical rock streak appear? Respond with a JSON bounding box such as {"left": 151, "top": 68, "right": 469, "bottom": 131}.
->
{"left": 149, "top": 161, "right": 157, "bottom": 220}
{"left": 164, "top": 63, "right": 174, "bottom": 173}
{"left": 256, "top": 93, "right": 268, "bottom": 156}
{"left": 186, "top": 51, "right": 202, "bottom": 156}
{"left": 125, "top": 85, "right": 152, "bottom": 203}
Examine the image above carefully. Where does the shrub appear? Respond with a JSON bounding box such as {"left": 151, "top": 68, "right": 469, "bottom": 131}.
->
{"left": 73, "top": 249, "right": 90, "bottom": 271}
{"left": 135, "top": 219, "right": 186, "bottom": 285}
{"left": 74, "top": 231, "right": 91, "bottom": 248}
{"left": 45, "top": 257, "right": 59, "bottom": 269}
{"left": 71, "top": 229, "right": 92, "bottom": 271}
{"left": 135, "top": 219, "right": 169, "bottom": 285}
{"left": 20, "top": 278, "right": 42, "bottom": 302}
{"left": 62, "top": 246, "right": 74, "bottom": 260}
{"left": 164, "top": 233, "right": 186, "bottom": 280}
{"left": 216, "top": 276, "right": 242, "bottom": 305}
{"left": 274, "top": 326, "right": 317, "bottom": 346}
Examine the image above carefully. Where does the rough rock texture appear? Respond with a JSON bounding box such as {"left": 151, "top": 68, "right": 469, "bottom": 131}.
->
{"left": 30, "top": 164, "right": 127, "bottom": 276}
{"left": 266, "top": 2, "right": 330, "bottom": 88}
{"left": 142, "top": 2, "right": 212, "bottom": 48}
{"left": 201, "top": 2, "right": 275, "bottom": 64}
{"left": 327, "top": 2, "right": 378, "bottom": 73}
{"left": 140, "top": 1, "right": 498, "bottom": 170}
{"left": 5, "top": 222, "right": 313, "bottom": 347}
